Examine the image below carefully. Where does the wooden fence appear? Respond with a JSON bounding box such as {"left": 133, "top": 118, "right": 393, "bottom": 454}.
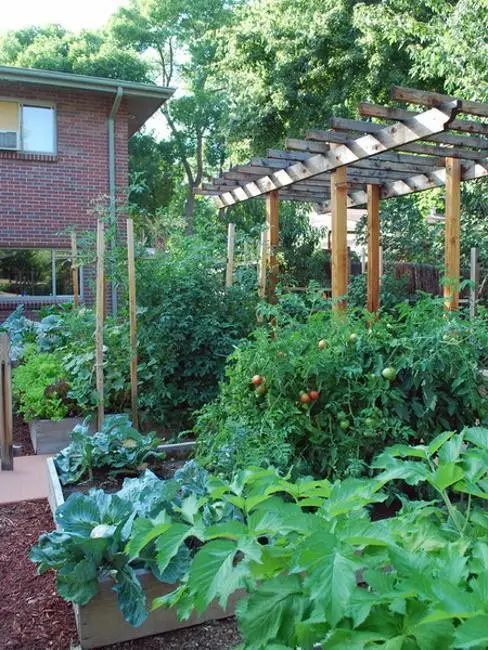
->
{"left": 0, "top": 334, "right": 13, "bottom": 471}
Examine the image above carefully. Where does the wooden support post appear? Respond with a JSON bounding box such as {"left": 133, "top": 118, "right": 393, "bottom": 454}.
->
{"left": 367, "top": 184, "right": 381, "bottom": 314}
{"left": 266, "top": 190, "right": 279, "bottom": 302}
{"left": 0, "top": 334, "right": 13, "bottom": 471}
{"left": 258, "top": 230, "right": 268, "bottom": 299}
{"left": 127, "top": 219, "right": 138, "bottom": 429}
{"left": 225, "top": 222, "right": 236, "bottom": 288}
{"left": 470, "top": 247, "right": 480, "bottom": 319}
{"left": 331, "top": 166, "right": 348, "bottom": 311}
{"left": 95, "top": 220, "right": 105, "bottom": 430}
{"left": 444, "top": 157, "right": 461, "bottom": 311}
{"left": 71, "top": 232, "right": 79, "bottom": 307}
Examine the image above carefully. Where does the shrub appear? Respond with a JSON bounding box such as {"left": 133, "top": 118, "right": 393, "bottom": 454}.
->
{"left": 133, "top": 239, "right": 258, "bottom": 425}
{"left": 12, "top": 345, "right": 74, "bottom": 421}
{"left": 195, "top": 298, "right": 488, "bottom": 478}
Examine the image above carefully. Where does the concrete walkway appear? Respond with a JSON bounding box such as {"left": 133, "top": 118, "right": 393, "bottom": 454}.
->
{"left": 0, "top": 455, "right": 51, "bottom": 505}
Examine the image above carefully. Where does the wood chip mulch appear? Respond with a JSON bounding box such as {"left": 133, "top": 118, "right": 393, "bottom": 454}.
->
{"left": 0, "top": 500, "right": 241, "bottom": 650}
{"left": 12, "top": 415, "right": 34, "bottom": 456}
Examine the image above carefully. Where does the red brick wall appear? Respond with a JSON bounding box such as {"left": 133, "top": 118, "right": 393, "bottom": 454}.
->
{"left": 0, "top": 83, "right": 129, "bottom": 249}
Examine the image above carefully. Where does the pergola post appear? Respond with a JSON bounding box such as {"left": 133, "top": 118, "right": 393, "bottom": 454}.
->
{"left": 266, "top": 190, "right": 279, "bottom": 302}
{"left": 331, "top": 166, "right": 348, "bottom": 311}
{"left": 444, "top": 157, "right": 461, "bottom": 311}
{"left": 367, "top": 184, "right": 381, "bottom": 313}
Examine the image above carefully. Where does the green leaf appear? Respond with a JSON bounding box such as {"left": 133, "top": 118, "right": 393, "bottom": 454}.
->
{"left": 125, "top": 515, "right": 172, "bottom": 559}
{"left": 237, "top": 575, "right": 304, "bottom": 648}
{"left": 463, "top": 428, "right": 488, "bottom": 450}
{"left": 322, "top": 628, "right": 386, "bottom": 649}
{"left": 187, "top": 539, "right": 246, "bottom": 612}
{"left": 155, "top": 523, "right": 194, "bottom": 576}
{"left": 430, "top": 463, "right": 464, "bottom": 491}
{"left": 113, "top": 565, "right": 147, "bottom": 627}
{"left": 303, "top": 545, "right": 357, "bottom": 626}
{"left": 453, "top": 615, "right": 488, "bottom": 648}
{"left": 56, "top": 558, "right": 99, "bottom": 605}
{"left": 427, "top": 431, "right": 455, "bottom": 456}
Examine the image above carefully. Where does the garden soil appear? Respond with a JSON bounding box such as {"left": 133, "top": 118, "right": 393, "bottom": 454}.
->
{"left": 0, "top": 500, "right": 241, "bottom": 649}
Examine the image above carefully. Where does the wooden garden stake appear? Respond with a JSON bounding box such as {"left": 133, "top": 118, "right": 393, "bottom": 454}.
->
{"left": 0, "top": 334, "right": 13, "bottom": 471}
{"left": 225, "top": 222, "right": 236, "bottom": 288}
{"left": 444, "top": 156, "right": 461, "bottom": 311}
{"left": 470, "top": 247, "right": 480, "bottom": 319}
{"left": 258, "top": 230, "right": 268, "bottom": 299}
{"left": 95, "top": 220, "right": 105, "bottom": 430}
{"left": 331, "top": 166, "right": 348, "bottom": 311}
{"left": 127, "top": 219, "right": 138, "bottom": 428}
{"left": 71, "top": 232, "right": 79, "bottom": 307}
{"left": 367, "top": 184, "right": 381, "bottom": 314}
{"left": 266, "top": 190, "right": 279, "bottom": 302}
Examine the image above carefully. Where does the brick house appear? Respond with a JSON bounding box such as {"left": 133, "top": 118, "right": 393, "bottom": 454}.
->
{"left": 0, "top": 65, "right": 173, "bottom": 316}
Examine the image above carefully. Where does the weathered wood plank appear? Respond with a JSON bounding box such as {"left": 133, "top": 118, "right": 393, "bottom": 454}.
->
{"left": 359, "top": 103, "right": 488, "bottom": 136}
{"left": 127, "top": 218, "right": 138, "bottom": 429}
{"left": 444, "top": 157, "right": 461, "bottom": 311}
{"left": 225, "top": 222, "right": 235, "bottom": 288}
{"left": 391, "top": 86, "right": 488, "bottom": 118}
{"left": 330, "top": 117, "right": 486, "bottom": 160}
{"left": 95, "top": 220, "right": 105, "bottom": 430}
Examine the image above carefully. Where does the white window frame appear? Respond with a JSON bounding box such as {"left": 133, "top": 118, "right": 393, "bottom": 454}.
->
{"left": 0, "top": 97, "right": 57, "bottom": 155}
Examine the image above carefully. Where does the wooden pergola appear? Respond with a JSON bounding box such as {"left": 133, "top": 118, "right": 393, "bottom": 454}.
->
{"left": 198, "top": 87, "right": 488, "bottom": 312}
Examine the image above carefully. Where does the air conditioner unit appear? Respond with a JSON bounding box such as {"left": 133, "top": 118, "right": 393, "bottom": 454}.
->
{"left": 0, "top": 130, "right": 18, "bottom": 150}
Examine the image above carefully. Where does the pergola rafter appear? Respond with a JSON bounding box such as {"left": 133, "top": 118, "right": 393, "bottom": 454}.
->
{"left": 196, "top": 87, "right": 488, "bottom": 312}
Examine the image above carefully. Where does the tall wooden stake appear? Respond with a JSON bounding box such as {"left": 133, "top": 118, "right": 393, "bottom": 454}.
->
{"left": 367, "top": 184, "right": 381, "bottom": 314}
{"left": 0, "top": 334, "right": 13, "bottom": 471}
{"left": 225, "top": 222, "right": 236, "bottom": 288}
{"left": 95, "top": 220, "right": 105, "bottom": 430}
{"left": 127, "top": 219, "right": 138, "bottom": 428}
{"left": 266, "top": 190, "right": 280, "bottom": 302}
{"left": 71, "top": 232, "right": 79, "bottom": 307}
{"left": 444, "top": 156, "right": 461, "bottom": 311}
{"left": 470, "top": 247, "right": 480, "bottom": 319}
{"left": 258, "top": 230, "right": 268, "bottom": 300}
{"left": 331, "top": 166, "right": 348, "bottom": 311}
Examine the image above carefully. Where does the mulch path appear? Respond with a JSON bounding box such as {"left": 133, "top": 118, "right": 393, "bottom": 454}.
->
{"left": 0, "top": 500, "right": 241, "bottom": 650}
{"left": 12, "top": 415, "right": 34, "bottom": 456}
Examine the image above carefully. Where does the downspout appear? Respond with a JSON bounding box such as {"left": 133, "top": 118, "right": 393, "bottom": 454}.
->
{"left": 108, "top": 86, "right": 124, "bottom": 314}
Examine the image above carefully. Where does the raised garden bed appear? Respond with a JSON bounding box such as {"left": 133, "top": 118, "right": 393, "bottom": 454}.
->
{"left": 29, "top": 416, "right": 94, "bottom": 454}
{"left": 46, "top": 443, "right": 239, "bottom": 649}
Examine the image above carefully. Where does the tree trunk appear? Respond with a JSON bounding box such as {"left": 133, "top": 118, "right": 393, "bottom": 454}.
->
{"left": 185, "top": 188, "right": 195, "bottom": 235}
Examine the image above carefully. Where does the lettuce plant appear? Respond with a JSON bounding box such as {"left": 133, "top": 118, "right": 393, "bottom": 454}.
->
{"left": 54, "top": 414, "right": 165, "bottom": 484}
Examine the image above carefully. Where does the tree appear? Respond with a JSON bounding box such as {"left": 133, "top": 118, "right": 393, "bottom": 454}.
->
{"left": 108, "top": 0, "right": 241, "bottom": 233}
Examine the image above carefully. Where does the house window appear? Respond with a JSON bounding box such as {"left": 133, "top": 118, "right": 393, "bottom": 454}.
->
{"left": 0, "top": 101, "right": 55, "bottom": 154}
{"left": 0, "top": 249, "right": 81, "bottom": 298}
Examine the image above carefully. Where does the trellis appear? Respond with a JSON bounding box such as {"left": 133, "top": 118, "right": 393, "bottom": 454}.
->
{"left": 198, "top": 87, "right": 488, "bottom": 313}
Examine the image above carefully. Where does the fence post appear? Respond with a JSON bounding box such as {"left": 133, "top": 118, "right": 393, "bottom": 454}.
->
{"left": 95, "top": 220, "right": 105, "bottom": 430}
{"left": 127, "top": 219, "right": 138, "bottom": 429}
{"left": 470, "top": 247, "right": 480, "bottom": 319}
{"left": 0, "top": 334, "right": 13, "bottom": 471}
{"left": 71, "top": 232, "right": 79, "bottom": 307}
{"left": 258, "top": 230, "right": 268, "bottom": 299}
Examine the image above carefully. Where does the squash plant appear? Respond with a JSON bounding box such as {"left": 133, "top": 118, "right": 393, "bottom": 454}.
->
{"left": 147, "top": 427, "right": 488, "bottom": 649}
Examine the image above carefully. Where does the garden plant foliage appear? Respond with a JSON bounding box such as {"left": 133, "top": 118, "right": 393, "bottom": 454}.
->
{"left": 31, "top": 429, "right": 488, "bottom": 649}
{"left": 196, "top": 298, "right": 488, "bottom": 478}
{"left": 54, "top": 414, "right": 165, "bottom": 484}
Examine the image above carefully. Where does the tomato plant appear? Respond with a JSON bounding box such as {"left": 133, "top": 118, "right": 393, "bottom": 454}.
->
{"left": 195, "top": 298, "right": 488, "bottom": 478}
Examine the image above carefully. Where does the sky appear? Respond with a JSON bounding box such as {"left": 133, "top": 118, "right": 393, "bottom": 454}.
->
{"left": 1, "top": 0, "right": 129, "bottom": 33}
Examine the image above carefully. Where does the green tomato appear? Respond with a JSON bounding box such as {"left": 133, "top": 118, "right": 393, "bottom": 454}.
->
{"left": 365, "top": 417, "right": 376, "bottom": 428}
{"left": 382, "top": 367, "right": 397, "bottom": 381}
{"left": 349, "top": 333, "right": 358, "bottom": 343}
{"left": 339, "top": 419, "right": 350, "bottom": 431}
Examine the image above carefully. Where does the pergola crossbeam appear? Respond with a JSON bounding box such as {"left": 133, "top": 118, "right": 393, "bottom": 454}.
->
{"left": 390, "top": 86, "right": 488, "bottom": 118}
{"left": 212, "top": 102, "right": 459, "bottom": 207}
